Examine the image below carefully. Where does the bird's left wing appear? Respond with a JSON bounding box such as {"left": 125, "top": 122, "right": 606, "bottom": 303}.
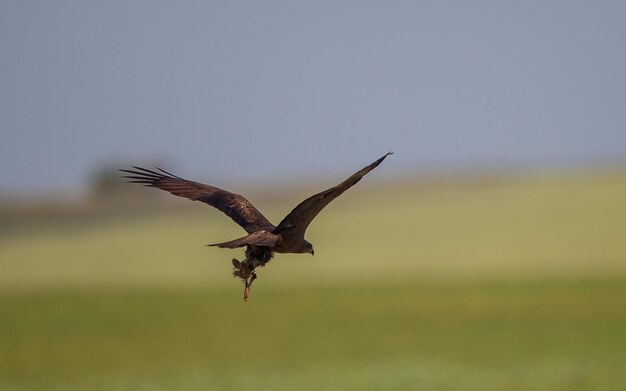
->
{"left": 274, "top": 152, "right": 392, "bottom": 238}
{"left": 120, "top": 167, "right": 275, "bottom": 233}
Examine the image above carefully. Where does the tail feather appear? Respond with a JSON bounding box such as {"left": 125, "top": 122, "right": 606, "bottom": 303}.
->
{"left": 208, "top": 231, "right": 279, "bottom": 249}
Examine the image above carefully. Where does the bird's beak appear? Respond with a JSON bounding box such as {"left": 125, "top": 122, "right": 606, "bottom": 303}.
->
{"left": 311, "top": 249, "right": 315, "bottom": 256}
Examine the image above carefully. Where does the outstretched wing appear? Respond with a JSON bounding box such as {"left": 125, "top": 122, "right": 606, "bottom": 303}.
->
{"left": 274, "top": 152, "right": 392, "bottom": 238}
{"left": 120, "top": 167, "right": 275, "bottom": 233}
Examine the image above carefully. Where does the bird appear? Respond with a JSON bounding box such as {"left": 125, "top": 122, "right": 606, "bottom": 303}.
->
{"left": 120, "top": 152, "right": 392, "bottom": 301}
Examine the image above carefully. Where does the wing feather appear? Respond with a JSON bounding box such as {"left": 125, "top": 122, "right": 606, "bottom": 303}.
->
{"left": 120, "top": 167, "right": 275, "bottom": 233}
{"left": 274, "top": 152, "right": 392, "bottom": 238}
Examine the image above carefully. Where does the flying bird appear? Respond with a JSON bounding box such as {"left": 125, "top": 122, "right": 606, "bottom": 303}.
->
{"left": 121, "top": 152, "right": 392, "bottom": 301}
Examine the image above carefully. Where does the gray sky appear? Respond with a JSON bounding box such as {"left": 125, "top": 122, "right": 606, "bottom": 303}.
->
{"left": 2, "top": 1, "right": 625, "bottom": 194}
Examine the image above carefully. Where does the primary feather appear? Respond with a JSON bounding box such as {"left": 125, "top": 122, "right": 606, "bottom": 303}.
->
{"left": 120, "top": 166, "right": 275, "bottom": 233}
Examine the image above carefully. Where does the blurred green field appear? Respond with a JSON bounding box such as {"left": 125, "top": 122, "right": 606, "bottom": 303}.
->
{"left": 1, "top": 171, "right": 626, "bottom": 390}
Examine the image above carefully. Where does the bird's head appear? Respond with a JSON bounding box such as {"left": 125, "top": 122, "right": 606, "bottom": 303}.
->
{"left": 303, "top": 241, "right": 315, "bottom": 256}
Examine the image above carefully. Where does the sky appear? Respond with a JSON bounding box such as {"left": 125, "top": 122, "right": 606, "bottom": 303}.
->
{"left": 1, "top": 1, "right": 626, "bottom": 194}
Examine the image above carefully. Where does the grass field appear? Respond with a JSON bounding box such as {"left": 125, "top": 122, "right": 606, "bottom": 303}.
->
{"left": 1, "top": 171, "right": 626, "bottom": 390}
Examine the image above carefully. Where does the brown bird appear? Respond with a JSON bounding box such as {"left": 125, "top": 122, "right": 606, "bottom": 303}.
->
{"left": 121, "top": 152, "right": 392, "bottom": 301}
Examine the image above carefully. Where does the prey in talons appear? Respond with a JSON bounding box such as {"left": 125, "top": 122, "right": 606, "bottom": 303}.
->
{"left": 232, "top": 258, "right": 259, "bottom": 302}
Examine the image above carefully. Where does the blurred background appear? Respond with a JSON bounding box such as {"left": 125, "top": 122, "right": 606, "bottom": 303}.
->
{"left": 1, "top": 1, "right": 625, "bottom": 390}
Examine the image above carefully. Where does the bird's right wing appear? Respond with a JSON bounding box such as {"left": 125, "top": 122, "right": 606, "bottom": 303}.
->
{"left": 120, "top": 167, "right": 275, "bottom": 233}
{"left": 274, "top": 152, "right": 392, "bottom": 238}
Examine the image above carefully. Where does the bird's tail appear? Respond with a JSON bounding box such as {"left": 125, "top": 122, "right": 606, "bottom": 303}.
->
{"left": 207, "top": 231, "right": 279, "bottom": 249}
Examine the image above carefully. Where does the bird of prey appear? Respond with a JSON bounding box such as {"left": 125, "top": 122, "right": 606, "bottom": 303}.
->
{"left": 121, "top": 152, "right": 392, "bottom": 301}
